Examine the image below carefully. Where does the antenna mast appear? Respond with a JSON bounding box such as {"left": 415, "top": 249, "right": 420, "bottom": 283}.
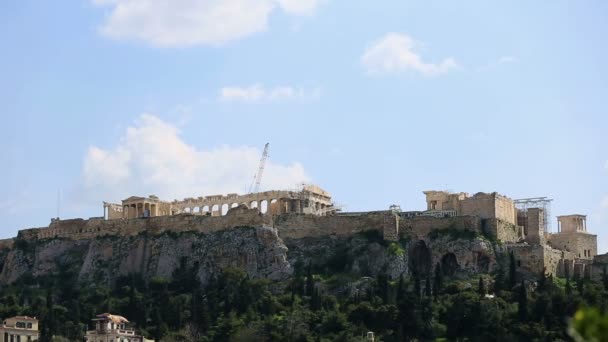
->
{"left": 249, "top": 143, "right": 270, "bottom": 194}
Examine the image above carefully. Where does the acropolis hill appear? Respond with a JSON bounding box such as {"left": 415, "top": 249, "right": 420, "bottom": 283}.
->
{"left": 0, "top": 185, "right": 606, "bottom": 286}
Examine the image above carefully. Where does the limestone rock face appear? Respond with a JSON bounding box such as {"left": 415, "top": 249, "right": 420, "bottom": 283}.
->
{"left": 283, "top": 233, "right": 496, "bottom": 282}
{"left": 418, "top": 235, "right": 497, "bottom": 277}
{"left": 0, "top": 223, "right": 497, "bottom": 288}
{"left": 0, "top": 227, "right": 292, "bottom": 286}
{"left": 283, "top": 233, "right": 409, "bottom": 280}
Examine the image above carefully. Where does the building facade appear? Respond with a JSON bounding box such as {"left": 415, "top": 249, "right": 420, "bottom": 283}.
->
{"left": 0, "top": 316, "right": 39, "bottom": 342}
{"left": 85, "top": 313, "right": 153, "bottom": 342}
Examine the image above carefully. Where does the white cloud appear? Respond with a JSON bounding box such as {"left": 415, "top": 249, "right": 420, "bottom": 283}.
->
{"left": 92, "top": 0, "right": 325, "bottom": 47}
{"left": 602, "top": 197, "right": 608, "bottom": 209}
{"left": 277, "top": 0, "right": 322, "bottom": 15}
{"left": 361, "top": 33, "right": 457, "bottom": 76}
{"left": 81, "top": 114, "right": 309, "bottom": 203}
{"left": 219, "top": 84, "right": 320, "bottom": 102}
{"left": 476, "top": 55, "right": 517, "bottom": 72}
{"left": 497, "top": 56, "right": 517, "bottom": 65}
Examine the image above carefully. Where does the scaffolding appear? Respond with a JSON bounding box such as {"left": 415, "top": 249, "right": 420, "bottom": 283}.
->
{"left": 514, "top": 197, "right": 553, "bottom": 232}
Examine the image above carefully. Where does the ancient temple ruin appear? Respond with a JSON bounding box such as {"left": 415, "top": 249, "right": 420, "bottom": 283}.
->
{"left": 103, "top": 184, "right": 335, "bottom": 220}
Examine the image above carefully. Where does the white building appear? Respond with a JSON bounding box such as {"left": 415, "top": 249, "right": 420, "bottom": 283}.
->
{"left": 85, "top": 313, "right": 153, "bottom": 342}
{"left": 0, "top": 316, "right": 39, "bottom": 342}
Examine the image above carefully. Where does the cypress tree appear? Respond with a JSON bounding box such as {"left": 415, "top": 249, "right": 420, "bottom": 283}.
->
{"left": 397, "top": 275, "right": 406, "bottom": 303}
{"left": 478, "top": 276, "right": 486, "bottom": 296}
{"left": 509, "top": 251, "right": 517, "bottom": 288}
{"left": 576, "top": 277, "right": 584, "bottom": 296}
{"left": 44, "top": 290, "right": 55, "bottom": 341}
{"left": 377, "top": 274, "right": 389, "bottom": 304}
{"left": 518, "top": 281, "right": 527, "bottom": 321}
{"left": 306, "top": 263, "right": 314, "bottom": 297}
{"left": 433, "top": 263, "right": 443, "bottom": 298}
{"left": 424, "top": 277, "right": 432, "bottom": 297}
{"left": 537, "top": 268, "right": 547, "bottom": 293}
{"left": 494, "top": 258, "right": 506, "bottom": 294}
{"left": 311, "top": 287, "right": 321, "bottom": 311}
{"left": 603, "top": 265, "right": 608, "bottom": 290}
{"left": 565, "top": 277, "right": 572, "bottom": 296}
{"left": 414, "top": 275, "right": 421, "bottom": 298}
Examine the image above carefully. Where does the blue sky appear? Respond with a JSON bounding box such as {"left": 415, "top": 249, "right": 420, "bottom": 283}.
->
{"left": 1, "top": 0, "right": 607, "bottom": 250}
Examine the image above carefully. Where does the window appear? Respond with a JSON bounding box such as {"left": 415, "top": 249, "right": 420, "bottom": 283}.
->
{"left": 517, "top": 260, "right": 521, "bottom": 267}
{"left": 27, "top": 323, "right": 32, "bottom": 329}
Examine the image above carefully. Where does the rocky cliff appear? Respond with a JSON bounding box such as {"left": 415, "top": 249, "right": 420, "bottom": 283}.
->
{"left": 0, "top": 218, "right": 497, "bottom": 288}
{"left": 0, "top": 226, "right": 291, "bottom": 286}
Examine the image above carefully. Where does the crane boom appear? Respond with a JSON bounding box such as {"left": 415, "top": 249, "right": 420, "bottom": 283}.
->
{"left": 249, "top": 143, "right": 269, "bottom": 194}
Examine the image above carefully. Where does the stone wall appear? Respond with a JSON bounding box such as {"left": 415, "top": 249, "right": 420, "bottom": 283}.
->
{"left": 397, "top": 215, "right": 482, "bottom": 240}
{"left": 459, "top": 193, "right": 516, "bottom": 225}
{"left": 16, "top": 208, "right": 485, "bottom": 246}
{"left": 526, "top": 208, "right": 545, "bottom": 245}
{"left": 483, "top": 219, "right": 522, "bottom": 242}
{"left": 273, "top": 212, "right": 387, "bottom": 239}
{"left": 505, "top": 244, "right": 576, "bottom": 277}
{"left": 547, "top": 232, "right": 597, "bottom": 259}
{"left": 383, "top": 213, "right": 399, "bottom": 241}
{"left": 19, "top": 206, "right": 272, "bottom": 241}
{"left": 590, "top": 254, "right": 608, "bottom": 280}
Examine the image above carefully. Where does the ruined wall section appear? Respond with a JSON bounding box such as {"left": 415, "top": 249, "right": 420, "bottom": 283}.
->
{"left": 526, "top": 208, "right": 545, "bottom": 245}
{"left": 397, "top": 215, "right": 482, "bottom": 240}
{"left": 483, "top": 219, "right": 522, "bottom": 242}
{"left": 547, "top": 232, "right": 597, "bottom": 259}
{"left": 460, "top": 193, "right": 516, "bottom": 225}
{"left": 590, "top": 254, "right": 608, "bottom": 280}
{"left": 505, "top": 244, "right": 576, "bottom": 277}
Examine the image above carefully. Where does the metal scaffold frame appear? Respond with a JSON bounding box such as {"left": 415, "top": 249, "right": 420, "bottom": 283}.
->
{"left": 514, "top": 197, "right": 553, "bottom": 232}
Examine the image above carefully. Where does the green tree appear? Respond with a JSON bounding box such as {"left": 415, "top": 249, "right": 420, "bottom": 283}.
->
{"left": 433, "top": 263, "right": 443, "bottom": 298}
{"left": 424, "top": 277, "right": 432, "bottom": 297}
{"left": 569, "top": 307, "right": 608, "bottom": 341}
{"left": 478, "top": 276, "right": 486, "bottom": 296}
{"left": 414, "top": 275, "right": 421, "bottom": 298}
{"left": 306, "top": 263, "right": 314, "bottom": 297}
{"left": 509, "top": 251, "right": 517, "bottom": 289}
{"left": 518, "top": 281, "right": 527, "bottom": 322}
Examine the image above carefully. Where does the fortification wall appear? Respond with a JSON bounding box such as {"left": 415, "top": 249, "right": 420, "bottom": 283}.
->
{"left": 460, "top": 193, "right": 516, "bottom": 225}
{"left": 495, "top": 196, "right": 517, "bottom": 224}
{"left": 19, "top": 206, "right": 271, "bottom": 241}
{"left": 591, "top": 254, "right": 608, "bottom": 280}
{"left": 460, "top": 195, "right": 495, "bottom": 221}
{"left": 547, "top": 232, "right": 597, "bottom": 259}
{"left": 273, "top": 212, "right": 387, "bottom": 239}
{"left": 483, "top": 219, "right": 522, "bottom": 242}
{"left": 16, "top": 208, "right": 487, "bottom": 244}
{"left": 506, "top": 244, "right": 575, "bottom": 277}
{"left": 397, "top": 215, "right": 482, "bottom": 240}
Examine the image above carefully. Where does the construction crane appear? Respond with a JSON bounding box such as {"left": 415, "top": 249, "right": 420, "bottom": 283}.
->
{"left": 248, "top": 143, "right": 270, "bottom": 194}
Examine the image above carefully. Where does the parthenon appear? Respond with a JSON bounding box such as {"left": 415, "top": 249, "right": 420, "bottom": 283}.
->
{"left": 103, "top": 184, "right": 335, "bottom": 220}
